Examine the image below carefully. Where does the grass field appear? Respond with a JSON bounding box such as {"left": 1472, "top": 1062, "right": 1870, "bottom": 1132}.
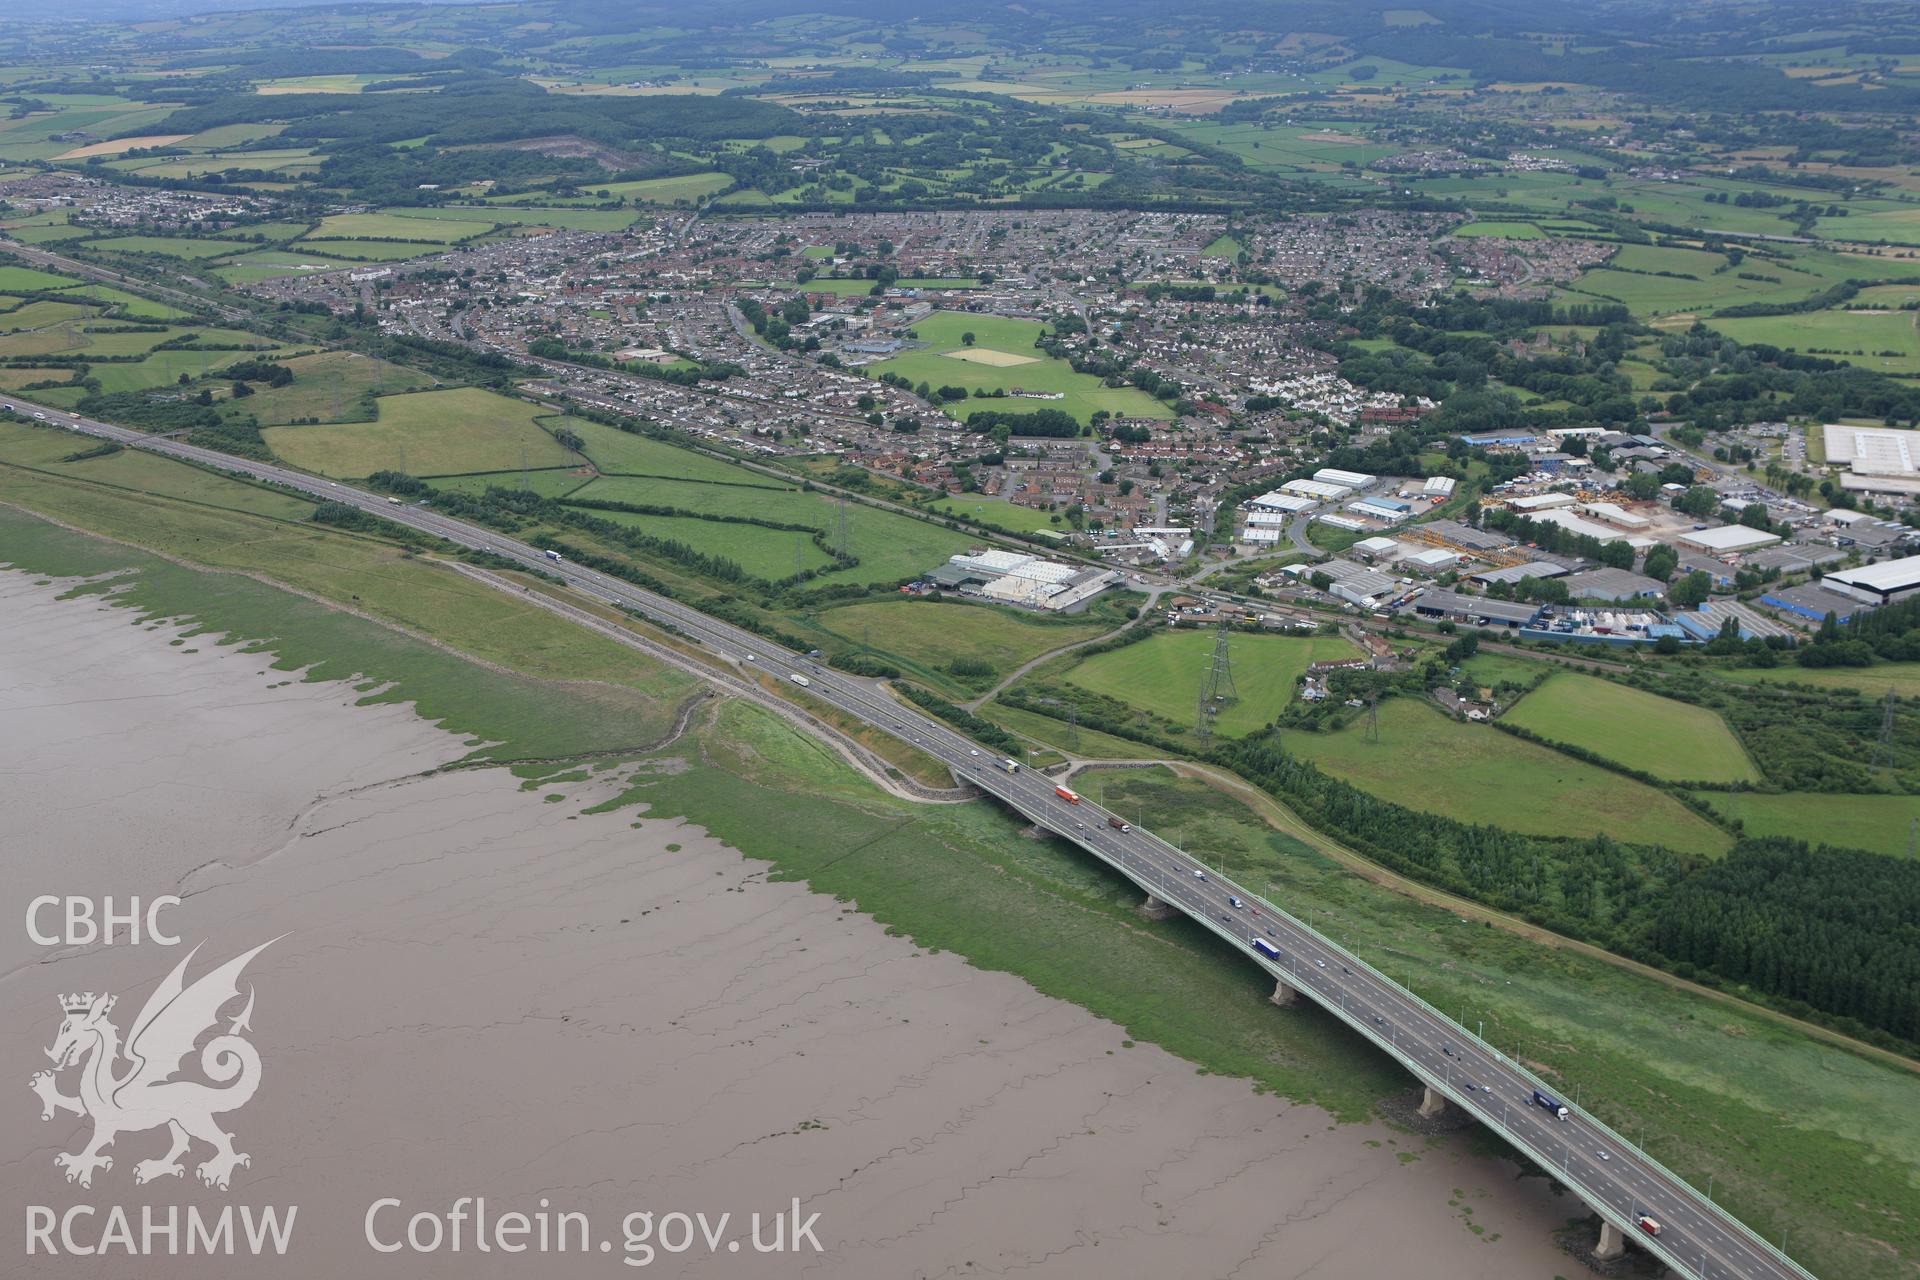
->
{"left": 604, "top": 172, "right": 733, "bottom": 203}
{"left": 568, "top": 473, "right": 974, "bottom": 586}
{"left": 562, "top": 419, "right": 772, "bottom": 484}
{"left": 426, "top": 468, "right": 593, "bottom": 500}
{"left": 385, "top": 204, "right": 643, "bottom": 234}
{"left": 217, "top": 350, "right": 431, "bottom": 426}
{"left": 1718, "top": 661, "right": 1920, "bottom": 700}
{"left": 927, "top": 493, "right": 1071, "bottom": 533}
{"left": 56, "top": 285, "right": 190, "bottom": 321}
{"left": 811, "top": 598, "right": 1110, "bottom": 689}
{"left": 1451, "top": 221, "right": 1545, "bottom": 238}
{"left": 1571, "top": 241, "right": 1879, "bottom": 319}
{"left": 92, "top": 349, "right": 262, "bottom": 395}
{"left": 578, "top": 507, "right": 838, "bottom": 579}
{"left": 0, "top": 266, "right": 79, "bottom": 291}
{"left": 85, "top": 235, "right": 245, "bottom": 259}
{"left": 0, "top": 419, "right": 313, "bottom": 519}
{"left": 1706, "top": 307, "right": 1920, "bottom": 375}
{"left": 874, "top": 311, "right": 1172, "bottom": 424}
{"left": 1688, "top": 790, "right": 1917, "bottom": 859}
{"left": 291, "top": 239, "right": 449, "bottom": 262}
{"left": 1290, "top": 698, "right": 1731, "bottom": 854}
{"left": 1503, "top": 672, "right": 1761, "bottom": 784}
{"left": 1064, "top": 629, "right": 1361, "bottom": 737}
{"left": 307, "top": 212, "right": 484, "bottom": 242}
{"left": 977, "top": 700, "right": 1165, "bottom": 760}
{"left": 263, "top": 387, "right": 578, "bottom": 477}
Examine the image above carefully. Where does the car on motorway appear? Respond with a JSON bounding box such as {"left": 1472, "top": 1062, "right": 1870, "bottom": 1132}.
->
{"left": 744, "top": 654, "right": 756, "bottom": 661}
{"left": 1372, "top": 1016, "right": 1385, "bottom": 1025}
{"left": 968, "top": 749, "right": 979, "bottom": 756}
{"left": 1314, "top": 958, "right": 1325, "bottom": 969}
{"left": 1596, "top": 1150, "right": 1610, "bottom": 1161}
{"left": 1442, "top": 1044, "right": 1455, "bottom": 1057}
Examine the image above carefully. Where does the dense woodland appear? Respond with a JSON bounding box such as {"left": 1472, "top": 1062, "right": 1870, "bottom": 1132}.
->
{"left": 1652, "top": 840, "right": 1920, "bottom": 1043}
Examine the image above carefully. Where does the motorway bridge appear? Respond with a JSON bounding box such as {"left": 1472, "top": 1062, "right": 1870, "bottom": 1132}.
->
{"left": 8, "top": 399, "right": 1816, "bottom": 1280}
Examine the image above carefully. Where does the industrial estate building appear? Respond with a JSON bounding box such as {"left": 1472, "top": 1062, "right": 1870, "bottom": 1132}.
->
{"left": 927, "top": 550, "right": 1119, "bottom": 612}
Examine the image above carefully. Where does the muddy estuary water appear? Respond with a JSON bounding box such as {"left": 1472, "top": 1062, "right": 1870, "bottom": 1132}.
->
{"left": 0, "top": 567, "right": 1571, "bottom": 1278}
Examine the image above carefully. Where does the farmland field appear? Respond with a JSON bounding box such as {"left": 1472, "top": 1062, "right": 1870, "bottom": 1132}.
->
{"left": 0, "top": 266, "right": 80, "bottom": 291}
{"left": 927, "top": 494, "right": 1071, "bottom": 533}
{"left": 262, "top": 387, "right": 578, "bottom": 477}
{"left": 1289, "top": 698, "right": 1731, "bottom": 854}
{"left": 1451, "top": 221, "right": 1545, "bottom": 238}
{"left": 812, "top": 599, "right": 1109, "bottom": 686}
{"left": 1705, "top": 308, "right": 1920, "bottom": 376}
{"left": 217, "top": 350, "right": 430, "bottom": 426}
{"left": 1718, "top": 661, "right": 1920, "bottom": 700}
{"left": 562, "top": 419, "right": 772, "bottom": 484}
{"left": 1503, "top": 673, "right": 1761, "bottom": 784}
{"left": 90, "top": 349, "right": 265, "bottom": 394}
{"left": 1688, "top": 791, "right": 1918, "bottom": 860}
{"left": 1063, "top": 629, "right": 1362, "bottom": 737}
{"left": 577, "top": 507, "right": 837, "bottom": 579}
{"left": 0, "top": 419, "right": 313, "bottom": 520}
{"left": 567, "top": 473, "right": 974, "bottom": 585}
{"left": 308, "top": 212, "right": 488, "bottom": 242}
{"left": 426, "top": 469, "right": 595, "bottom": 500}
{"left": 83, "top": 235, "right": 243, "bottom": 259}
{"left": 873, "top": 311, "right": 1171, "bottom": 424}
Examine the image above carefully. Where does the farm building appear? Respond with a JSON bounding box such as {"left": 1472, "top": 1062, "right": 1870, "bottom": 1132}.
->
{"left": 1820, "top": 554, "right": 1920, "bottom": 606}
{"left": 1677, "top": 525, "right": 1782, "bottom": 554}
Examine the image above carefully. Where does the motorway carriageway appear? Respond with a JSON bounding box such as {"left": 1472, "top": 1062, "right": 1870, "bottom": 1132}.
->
{"left": 10, "top": 400, "right": 1814, "bottom": 1280}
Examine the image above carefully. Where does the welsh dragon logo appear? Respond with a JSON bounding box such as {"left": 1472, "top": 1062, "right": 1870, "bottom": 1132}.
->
{"left": 30, "top": 939, "right": 277, "bottom": 1191}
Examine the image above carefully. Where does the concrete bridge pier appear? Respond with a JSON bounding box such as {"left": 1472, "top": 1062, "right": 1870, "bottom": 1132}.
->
{"left": 1593, "top": 1221, "right": 1626, "bottom": 1260}
{"left": 1269, "top": 979, "right": 1298, "bottom": 1007}
{"left": 1138, "top": 893, "right": 1176, "bottom": 921}
{"left": 1417, "top": 1084, "right": 1450, "bottom": 1119}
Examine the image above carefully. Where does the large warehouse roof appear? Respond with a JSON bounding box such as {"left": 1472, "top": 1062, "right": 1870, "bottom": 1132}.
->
{"left": 1821, "top": 554, "right": 1920, "bottom": 604}
{"left": 1677, "top": 525, "right": 1781, "bottom": 553}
